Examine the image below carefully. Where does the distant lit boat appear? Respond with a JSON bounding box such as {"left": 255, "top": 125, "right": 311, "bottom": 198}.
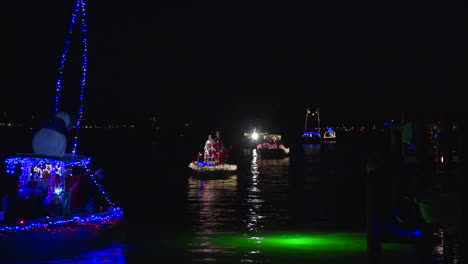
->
{"left": 0, "top": 153, "right": 125, "bottom": 259}
{"left": 188, "top": 131, "right": 237, "bottom": 177}
{"left": 242, "top": 129, "right": 261, "bottom": 152}
{"left": 302, "top": 107, "right": 337, "bottom": 144}
{"left": 302, "top": 131, "right": 323, "bottom": 144}
{"left": 322, "top": 127, "right": 337, "bottom": 141}
{"left": 302, "top": 107, "right": 323, "bottom": 144}
{"left": 251, "top": 130, "right": 290, "bottom": 159}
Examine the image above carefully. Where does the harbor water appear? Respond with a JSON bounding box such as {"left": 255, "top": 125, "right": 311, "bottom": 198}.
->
{"left": 1, "top": 128, "right": 423, "bottom": 263}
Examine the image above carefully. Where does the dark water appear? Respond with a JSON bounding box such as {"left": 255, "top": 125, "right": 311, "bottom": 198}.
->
{"left": 1, "top": 128, "right": 419, "bottom": 263}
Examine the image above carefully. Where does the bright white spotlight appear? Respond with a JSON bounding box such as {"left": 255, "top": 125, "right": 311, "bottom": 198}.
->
{"left": 252, "top": 131, "right": 259, "bottom": 140}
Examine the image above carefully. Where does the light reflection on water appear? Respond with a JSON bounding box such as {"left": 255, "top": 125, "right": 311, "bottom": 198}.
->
{"left": 15, "top": 138, "right": 385, "bottom": 263}
{"left": 187, "top": 148, "right": 292, "bottom": 263}
{"left": 37, "top": 243, "right": 126, "bottom": 264}
{"left": 187, "top": 174, "right": 239, "bottom": 262}
{"left": 180, "top": 140, "right": 418, "bottom": 263}
{"left": 241, "top": 149, "right": 264, "bottom": 263}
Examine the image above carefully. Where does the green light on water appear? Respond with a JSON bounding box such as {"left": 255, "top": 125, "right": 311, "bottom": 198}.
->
{"left": 187, "top": 231, "right": 418, "bottom": 263}
{"left": 213, "top": 232, "right": 367, "bottom": 252}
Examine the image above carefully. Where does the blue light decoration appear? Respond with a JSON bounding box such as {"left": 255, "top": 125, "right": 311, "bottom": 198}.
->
{"left": 53, "top": 0, "right": 89, "bottom": 155}
{"left": 0, "top": 208, "right": 123, "bottom": 235}
{"left": 302, "top": 131, "right": 321, "bottom": 137}
{"left": 1, "top": 155, "right": 123, "bottom": 235}
{"left": 197, "top": 162, "right": 213, "bottom": 166}
{"left": 395, "top": 229, "right": 421, "bottom": 236}
{"left": 380, "top": 210, "right": 422, "bottom": 238}
{"left": 1, "top": 0, "right": 124, "bottom": 238}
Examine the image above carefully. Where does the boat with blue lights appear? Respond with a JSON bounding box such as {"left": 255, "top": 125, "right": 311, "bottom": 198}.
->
{"left": 0, "top": 0, "right": 125, "bottom": 260}
{"left": 0, "top": 153, "right": 125, "bottom": 260}
{"left": 302, "top": 107, "right": 323, "bottom": 144}
{"left": 188, "top": 131, "right": 237, "bottom": 177}
{"left": 301, "top": 131, "right": 323, "bottom": 144}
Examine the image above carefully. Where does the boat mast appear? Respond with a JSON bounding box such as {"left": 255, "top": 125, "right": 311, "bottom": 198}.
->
{"left": 304, "top": 108, "right": 310, "bottom": 131}
{"left": 53, "top": 0, "right": 89, "bottom": 155}
{"left": 317, "top": 107, "right": 321, "bottom": 133}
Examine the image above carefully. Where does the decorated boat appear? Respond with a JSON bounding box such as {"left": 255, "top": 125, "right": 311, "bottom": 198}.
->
{"left": 0, "top": 153, "right": 125, "bottom": 260}
{"left": 301, "top": 131, "right": 323, "bottom": 144}
{"left": 301, "top": 107, "right": 337, "bottom": 144}
{"left": 188, "top": 131, "right": 237, "bottom": 177}
{"left": 254, "top": 131, "right": 290, "bottom": 159}
{"left": 322, "top": 127, "right": 337, "bottom": 141}
{"left": 302, "top": 107, "right": 323, "bottom": 144}
{"left": 1, "top": 0, "right": 125, "bottom": 260}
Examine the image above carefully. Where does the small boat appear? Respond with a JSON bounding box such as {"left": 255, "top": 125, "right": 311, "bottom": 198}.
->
{"left": 302, "top": 107, "right": 337, "bottom": 144}
{"left": 322, "top": 127, "right": 337, "bottom": 141}
{"left": 0, "top": 153, "right": 125, "bottom": 260}
{"left": 301, "top": 131, "right": 323, "bottom": 144}
{"left": 254, "top": 132, "right": 290, "bottom": 159}
{"left": 188, "top": 131, "right": 237, "bottom": 177}
{"left": 302, "top": 107, "right": 323, "bottom": 144}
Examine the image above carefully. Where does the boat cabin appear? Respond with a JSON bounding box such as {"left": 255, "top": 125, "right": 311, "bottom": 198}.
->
{"left": 323, "top": 128, "right": 337, "bottom": 139}
{"left": 302, "top": 131, "right": 322, "bottom": 139}
{"left": 1, "top": 153, "right": 93, "bottom": 222}
{"left": 244, "top": 132, "right": 283, "bottom": 142}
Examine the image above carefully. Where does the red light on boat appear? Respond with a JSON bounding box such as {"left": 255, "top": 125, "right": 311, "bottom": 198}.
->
{"left": 19, "top": 220, "right": 25, "bottom": 225}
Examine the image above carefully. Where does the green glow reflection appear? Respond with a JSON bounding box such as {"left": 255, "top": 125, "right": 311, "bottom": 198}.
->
{"left": 204, "top": 231, "right": 416, "bottom": 251}
{"left": 188, "top": 231, "right": 417, "bottom": 263}
{"left": 232, "top": 232, "right": 366, "bottom": 252}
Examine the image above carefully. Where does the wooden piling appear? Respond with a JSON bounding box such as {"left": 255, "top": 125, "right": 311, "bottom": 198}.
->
{"left": 366, "top": 152, "right": 382, "bottom": 264}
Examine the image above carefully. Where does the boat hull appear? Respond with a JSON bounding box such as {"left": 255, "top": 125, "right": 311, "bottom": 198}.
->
{"left": 0, "top": 218, "right": 127, "bottom": 262}
{"left": 418, "top": 192, "right": 462, "bottom": 235}
{"left": 301, "top": 137, "right": 323, "bottom": 144}
{"left": 188, "top": 162, "right": 237, "bottom": 178}
{"left": 256, "top": 148, "right": 288, "bottom": 159}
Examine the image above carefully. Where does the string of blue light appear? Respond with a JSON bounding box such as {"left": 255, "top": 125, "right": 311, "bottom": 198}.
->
{"left": 53, "top": 0, "right": 88, "bottom": 155}
{"left": 72, "top": 0, "right": 88, "bottom": 155}
{"left": 0, "top": 0, "right": 125, "bottom": 237}
{"left": 1, "top": 157, "right": 123, "bottom": 234}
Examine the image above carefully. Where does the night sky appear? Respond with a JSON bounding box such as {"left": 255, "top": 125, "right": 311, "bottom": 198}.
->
{"left": 5, "top": 0, "right": 467, "bottom": 125}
